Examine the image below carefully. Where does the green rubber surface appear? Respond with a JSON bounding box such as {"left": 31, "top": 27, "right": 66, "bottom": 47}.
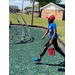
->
{"left": 9, "top": 26, "right": 65, "bottom": 75}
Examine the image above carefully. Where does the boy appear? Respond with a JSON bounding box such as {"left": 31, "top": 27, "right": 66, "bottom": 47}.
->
{"left": 33, "top": 14, "right": 65, "bottom": 61}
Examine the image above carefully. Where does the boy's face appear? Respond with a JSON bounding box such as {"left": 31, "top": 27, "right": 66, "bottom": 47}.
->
{"left": 48, "top": 19, "right": 53, "bottom": 24}
{"left": 48, "top": 19, "right": 51, "bottom": 24}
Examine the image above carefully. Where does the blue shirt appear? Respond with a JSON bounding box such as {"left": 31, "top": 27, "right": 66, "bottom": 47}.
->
{"left": 48, "top": 22, "right": 58, "bottom": 38}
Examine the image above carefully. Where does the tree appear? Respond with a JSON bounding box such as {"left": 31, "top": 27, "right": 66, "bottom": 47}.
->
{"left": 24, "top": 6, "right": 32, "bottom": 10}
{"left": 35, "top": 0, "right": 62, "bottom": 7}
{"left": 34, "top": 2, "right": 39, "bottom": 8}
{"left": 55, "top": 0, "right": 62, "bottom": 3}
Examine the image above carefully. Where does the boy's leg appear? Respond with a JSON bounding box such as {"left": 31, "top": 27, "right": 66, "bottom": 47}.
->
{"left": 39, "top": 39, "right": 51, "bottom": 60}
{"left": 52, "top": 38, "right": 65, "bottom": 58}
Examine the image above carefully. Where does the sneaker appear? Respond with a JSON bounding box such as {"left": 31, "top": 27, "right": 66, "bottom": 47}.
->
{"left": 33, "top": 58, "right": 40, "bottom": 61}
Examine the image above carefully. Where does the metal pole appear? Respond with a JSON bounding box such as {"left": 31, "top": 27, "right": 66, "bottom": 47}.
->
{"left": 22, "top": 0, "right": 24, "bottom": 14}
{"left": 31, "top": 0, "right": 34, "bottom": 25}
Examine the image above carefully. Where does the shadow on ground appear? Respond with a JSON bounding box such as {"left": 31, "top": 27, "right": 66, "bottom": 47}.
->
{"left": 36, "top": 61, "right": 65, "bottom": 72}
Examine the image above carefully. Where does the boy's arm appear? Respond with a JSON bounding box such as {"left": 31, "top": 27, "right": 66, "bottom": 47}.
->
{"left": 42, "top": 29, "right": 49, "bottom": 39}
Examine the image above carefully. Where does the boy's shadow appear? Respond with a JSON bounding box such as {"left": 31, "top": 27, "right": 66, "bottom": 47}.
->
{"left": 36, "top": 61, "right": 65, "bottom": 72}
{"left": 58, "top": 68, "right": 65, "bottom": 72}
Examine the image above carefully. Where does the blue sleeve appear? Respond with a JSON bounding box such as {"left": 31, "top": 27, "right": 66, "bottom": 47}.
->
{"left": 53, "top": 23, "right": 56, "bottom": 29}
{"left": 48, "top": 24, "right": 49, "bottom": 29}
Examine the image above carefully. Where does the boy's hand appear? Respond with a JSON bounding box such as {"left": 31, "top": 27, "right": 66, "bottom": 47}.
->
{"left": 42, "top": 35, "right": 45, "bottom": 40}
{"left": 47, "top": 40, "right": 52, "bottom": 48}
{"left": 49, "top": 40, "right": 52, "bottom": 45}
{"left": 42, "top": 29, "right": 49, "bottom": 40}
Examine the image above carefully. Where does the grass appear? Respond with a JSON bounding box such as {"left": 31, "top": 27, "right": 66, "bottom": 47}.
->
{"left": 10, "top": 14, "right": 65, "bottom": 42}
{"left": 23, "top": 14, "right": 65, "bottom": 42}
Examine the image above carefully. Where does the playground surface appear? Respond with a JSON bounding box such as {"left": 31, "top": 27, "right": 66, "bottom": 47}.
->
{"left": 9, "top": 26, "right": 65, "bottom": 75}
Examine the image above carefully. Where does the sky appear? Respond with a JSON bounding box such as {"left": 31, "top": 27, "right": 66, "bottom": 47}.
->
{"left": 59, "top": 0, "right": 65, "bottom": 4}
{"left": 9, "top": 0, "right": 65, "bottom": 9}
